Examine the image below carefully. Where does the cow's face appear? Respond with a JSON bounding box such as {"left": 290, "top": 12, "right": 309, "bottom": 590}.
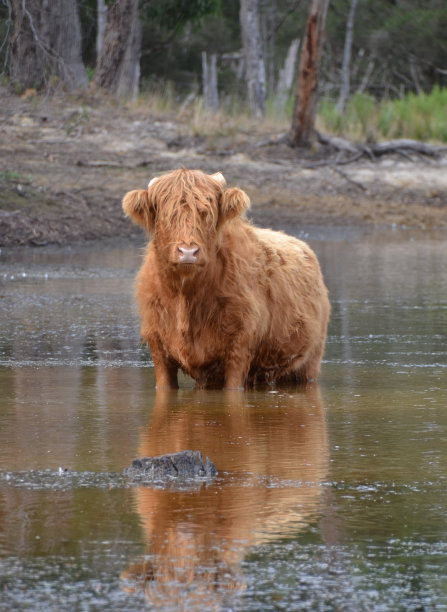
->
{"left": 123, "top": 169, "right": 250, "bottom": 275}
{"left": 149, "top": 169, "right": 224, "bottom": 272}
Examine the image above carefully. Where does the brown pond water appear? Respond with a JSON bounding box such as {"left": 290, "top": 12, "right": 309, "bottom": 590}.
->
{"left": 0, "top": 227, "right": 446, "bottom": 611}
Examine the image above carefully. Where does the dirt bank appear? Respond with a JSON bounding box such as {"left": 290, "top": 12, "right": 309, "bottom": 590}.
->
{"left": 1, "top": 88, "right": 446, "bottom": 246}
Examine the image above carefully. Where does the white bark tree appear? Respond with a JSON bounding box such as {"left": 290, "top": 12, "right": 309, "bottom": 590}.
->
{"left": 260, "top": 0, "right": 276, "bottom": 93}
{"left": 275, "top": 38, "right": 300, "bottom": 116}
{"left": 336, "top": 0, "right": 359, "bottom": 114}
{"left": 239, "top": 0, "right": 266, "bottom": 117}
{"left": 96, "top": 0, "right": 107, "bottom": 60}
{"left": 202, "top": 51, "right": 219, "bottom": 112}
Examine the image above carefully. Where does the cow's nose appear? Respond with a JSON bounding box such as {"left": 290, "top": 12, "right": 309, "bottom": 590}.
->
{"left": 178, "top": 246, "right": 199, "bottom": 263}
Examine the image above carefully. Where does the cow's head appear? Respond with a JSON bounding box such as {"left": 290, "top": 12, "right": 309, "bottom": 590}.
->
{"left": 122, "top": 168, "right": 250, "bottom": 274}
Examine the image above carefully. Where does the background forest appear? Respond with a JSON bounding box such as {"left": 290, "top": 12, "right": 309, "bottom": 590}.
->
{"left": 1, "top": 0, "right": 447, "bottom": 143}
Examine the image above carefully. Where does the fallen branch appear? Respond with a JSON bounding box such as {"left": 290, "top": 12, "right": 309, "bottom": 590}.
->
{"left": 254, "top": 130, "right": 447, "bottom": 163}
{"left": 303, "top": 150, "right": 364, "bottom": 168}
{"left": 317, "top": 131, "right": 358, "bottom": 154}
{"left": 76, "top": 159, "right": 125, "bottom": 168}
{"left": 76, "top": 159, "right": 154, "bottom": 169}
{"left": 369, "top": 139, "right": 447, "bottom": 157}
{"left": 317, "top": 131, "right": 447, "bottom": 160}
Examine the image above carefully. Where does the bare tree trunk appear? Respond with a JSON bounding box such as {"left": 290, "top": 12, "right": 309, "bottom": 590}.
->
{"left": 260, "top": 0, "right": 276, "bottom": 93}
{"left": 336, "top": 0, "right": 358, "bottom": 114}
{"left": 202, "top": 51, "right": 209, "bottom": 107}
{"left": 275, "top": 38, "right": 300, "bottom": 116}
{"left": 94, "top": 0, "right": 141, "bottom": 100}
{"left": 240, "top": 0, "right": 266, "bottom": 117}
{"left": 356, "top": 57, "right": 374, "bottom": 94}
{"left": 409, "top": 54, "right": 422, "bottom": 95}
{"left": 1, "top": 0, "right": 13, "bottom": 74}
{"left": 96, "top": 0, "right": 107, "bottom": 60}
{"left": 202, "top": 51, "right": 219, "bottom": 112}
{"left": 115, "top": 3, "right": 141, "bottom": 102}
{"left": 289, "top": 0, "right": 330, "bottom": 148}
{"left": 10, "top": 0, "right": 87, "bottom": 91}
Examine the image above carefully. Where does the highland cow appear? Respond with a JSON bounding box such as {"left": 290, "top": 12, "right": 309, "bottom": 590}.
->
{"left": 123, "top": 168, "right": 330, "bottom": 389}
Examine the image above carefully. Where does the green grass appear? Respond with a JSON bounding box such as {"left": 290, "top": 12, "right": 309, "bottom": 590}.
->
{"left": 0, "top": 171, "right": 22, "bottom": 182}
{"left": 318, "top": 86, "right": 447, "bottom": 143}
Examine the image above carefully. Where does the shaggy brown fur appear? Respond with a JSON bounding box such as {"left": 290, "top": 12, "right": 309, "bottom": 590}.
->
{"left": 123, "top": 168, "right": 330, "bottom": 389}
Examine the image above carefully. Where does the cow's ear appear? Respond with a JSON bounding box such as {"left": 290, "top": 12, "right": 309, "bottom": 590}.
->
{"left": 219, "top": 188, "right": 250, "bottom": 223}
{"left": 122, "top": 189, "right": 155, "bottom": 233}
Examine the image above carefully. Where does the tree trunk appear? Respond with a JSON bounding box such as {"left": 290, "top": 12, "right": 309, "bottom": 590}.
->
{"left": 96, "top": 0, "right": 107, "bottom": 60}
{"left": 289, "top": 0, "right": 330, "bottom": 148}
{"left": 356, "top": 57, "right": 374, "bottom": 94}
{"left": 94, "top": 0, "right": 141, "bottom": 100}
{"left": 1, "top": 0, "right": 13, "bottom": 74}
{"left": 275, "top": 38, "right": 300, "bottom": 116}
{"left": 336, "top": 0, "right": 358, "bottom": 114}
{"left": 260, "top": 0, "right": 276, "bottom": 93}
{"left": 239, "top": 0, "right": 266, "bottom": 117}
{"left": 202, "top": 51, "right": 219, "bottom": 113}
{"left": 10, "top": 0, "right": 88, "bottom": 91}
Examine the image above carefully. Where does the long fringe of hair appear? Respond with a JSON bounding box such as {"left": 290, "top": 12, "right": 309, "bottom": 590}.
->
{"left": 148, "top": 168, "right": 223, "bottom": 240}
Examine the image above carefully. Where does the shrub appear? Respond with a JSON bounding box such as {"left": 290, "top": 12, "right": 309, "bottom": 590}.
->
{"left": 319, "top": 86, "right": 447, "bottom": 143}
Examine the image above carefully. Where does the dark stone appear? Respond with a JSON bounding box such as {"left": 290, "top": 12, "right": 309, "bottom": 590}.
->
{"left": 123, "top": 450, "right": 217, "bottom": 481}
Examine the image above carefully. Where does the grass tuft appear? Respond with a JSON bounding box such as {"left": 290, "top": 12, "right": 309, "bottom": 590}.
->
{"left": 319, "top": 87, "right": 447, "bottom": 143}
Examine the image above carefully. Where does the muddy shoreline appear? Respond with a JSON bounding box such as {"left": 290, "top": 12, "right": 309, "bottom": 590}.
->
{"left": 1, "top": 88, "right": 446, "bottom": 247}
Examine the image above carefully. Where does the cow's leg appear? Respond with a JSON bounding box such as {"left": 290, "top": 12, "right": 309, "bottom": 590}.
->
{"left": 224, "top": 342, "right": 252, "bottom": 390}
{"left": 154, "top": 358, "right": 179, "bottom": 389}
{"left": 147, "top": 335, "right": 179, "bottom": 389}
{"left": 292, "top": 337, "right": 326, "bottom": 384}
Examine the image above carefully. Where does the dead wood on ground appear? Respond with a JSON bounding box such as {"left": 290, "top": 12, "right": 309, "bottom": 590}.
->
{"left": 253, "top": 130, "right": 447, "bottom": 166}
{"left": 316, "top": 132, "right": 447, "bottom": 162}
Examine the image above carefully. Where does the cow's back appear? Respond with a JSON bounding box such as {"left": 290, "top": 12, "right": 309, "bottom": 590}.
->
{"left": 245, "top": 225, "right": 328, "bottom": 320}
{"left": 239, "top": 224, "right": 330, "bottom": 380}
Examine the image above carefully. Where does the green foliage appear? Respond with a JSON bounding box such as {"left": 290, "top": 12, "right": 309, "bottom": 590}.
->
{"left": 138, "top": 1, "right": 228, "bottom": 94}
{"left": 378, "top": 86, "right": 447, "bottom": 142}
{"left": 349, "top": 93, "right": 376, "bottom": 135}
{"left": 319, "top": 99, "right": 346, "bottom": 134}
{"left": 318, "top": 87, "right": 447, "bottom": 143}
{"left": 85, "top": 66, "right": 95, "bottom": 82}
{"left": 143, "top": 0, "right": 221, "bottom": 33}
{"left": 319, "top": 94, "right": 378, "bottom": 140}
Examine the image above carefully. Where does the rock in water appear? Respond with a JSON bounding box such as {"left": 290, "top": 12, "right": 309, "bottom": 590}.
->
{"left": 124, "top": 450, "right": 217, "bottom": 480}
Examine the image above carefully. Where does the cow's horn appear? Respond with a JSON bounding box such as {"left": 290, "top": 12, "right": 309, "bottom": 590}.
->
{"left": 210, "top": 172, "right": 226, "bottom": 187}
{"left": 148, "top": 176, "right": 159, "bottom": 188}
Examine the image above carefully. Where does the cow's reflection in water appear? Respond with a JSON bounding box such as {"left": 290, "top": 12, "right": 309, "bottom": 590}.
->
{"left": 121, "top": 386, "right": 329, "bottom": 609}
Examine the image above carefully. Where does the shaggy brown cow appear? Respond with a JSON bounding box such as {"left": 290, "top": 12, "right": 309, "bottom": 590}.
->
{"left": 123, "top": 168, "right": 330, "bottom": 389}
